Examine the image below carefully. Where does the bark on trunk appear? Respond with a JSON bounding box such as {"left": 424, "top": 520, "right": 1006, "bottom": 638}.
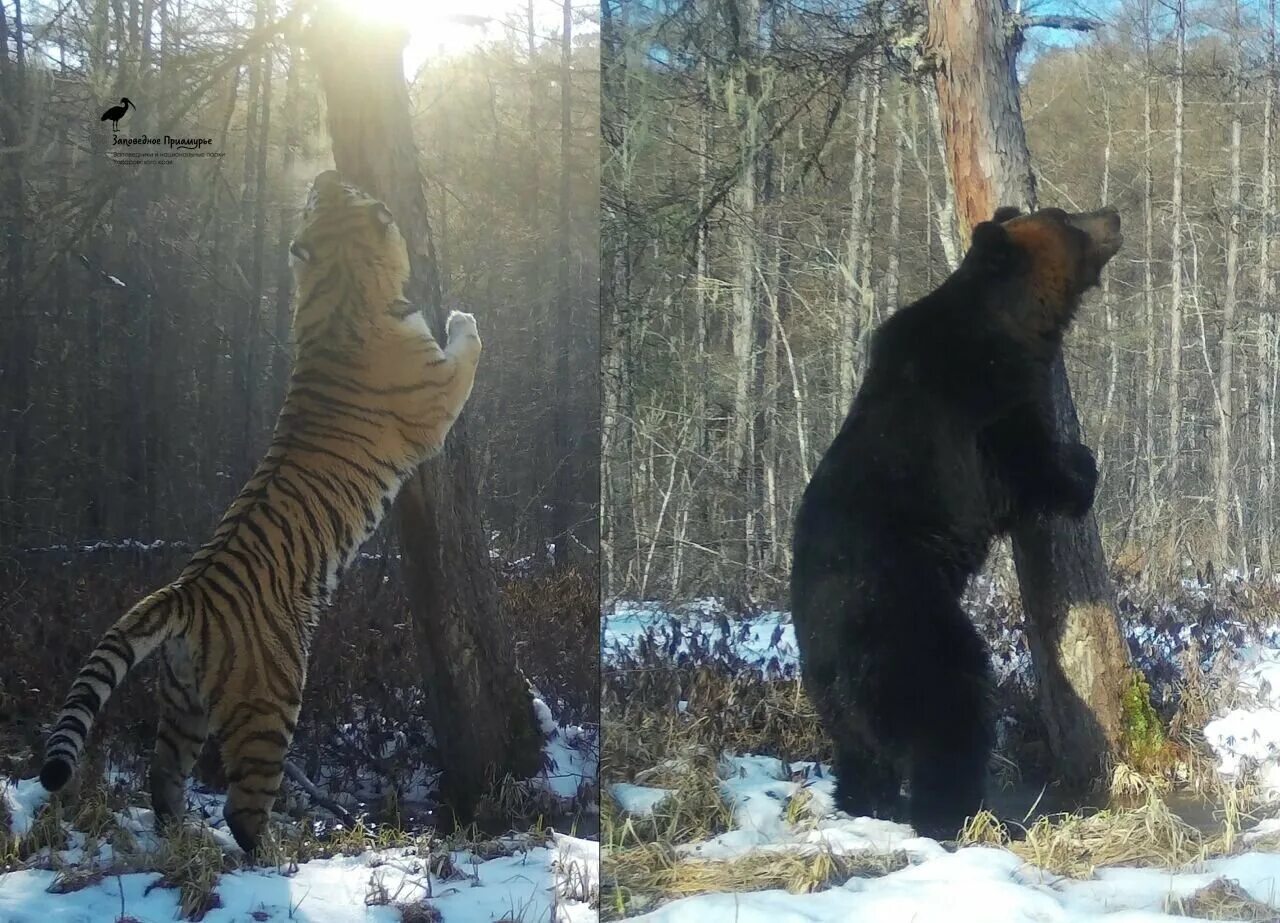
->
{"left": 549, "top": 0, "right": 580, "bottom": 567}
{"left": 1141, "top": 0, "right": 1159, "bottom": 552}
{"left": 306, "top": 8, "right": 542, "bottom": 821}
{"left": 0, "top": 0, "right": 28, "bottom": 546}
{"left": 1260, "top": 0, "right": 1277, "bottom": 574}
{"left": 1168, "top": 0, "right": 1186, "bottom": 496}
{"left": 726, "top": 0, "right": 764, "bottom": 598}
{"left": 925, "top": 0, "right": 1133, "bottom": 790}
{"left": 1216, "top": 0, "right": 1242, "bottom": 568}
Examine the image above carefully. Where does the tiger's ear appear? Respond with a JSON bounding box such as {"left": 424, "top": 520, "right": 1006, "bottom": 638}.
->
{"left": 289, "top": 240, "right": 312, "bottom": 264}
{"left": 371, "top": 202, "right": 394, "bottom": 228}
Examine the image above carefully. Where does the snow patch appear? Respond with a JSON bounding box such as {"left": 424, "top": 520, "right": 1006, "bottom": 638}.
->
{"left": 610, "top": 783, "right": 673, "bottom": 816}
{"left": 2, "top": 777, "right": 50, "bottom": 837}
{"left": 0, "top": 833, "right": 597, "bottom": 923}
{"left": 1206, "top": 646, "right": 1280, "bottom": 797}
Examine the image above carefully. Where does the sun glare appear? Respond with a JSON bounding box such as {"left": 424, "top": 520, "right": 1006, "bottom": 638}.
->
{"left": 329, "top": 0, "right": 540, "bottom": 64}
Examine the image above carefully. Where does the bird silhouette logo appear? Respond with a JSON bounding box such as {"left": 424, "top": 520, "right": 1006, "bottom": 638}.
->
{"left": 100, "top": 97, "right": 134, "bottom": 132}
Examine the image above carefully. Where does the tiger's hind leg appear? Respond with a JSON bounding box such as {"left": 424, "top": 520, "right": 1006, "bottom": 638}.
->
{"left": 149, "top": 641, "right": 209, "bottom": 829}
{"left": 215, "top": 697, "right": 300, "bottom": 856}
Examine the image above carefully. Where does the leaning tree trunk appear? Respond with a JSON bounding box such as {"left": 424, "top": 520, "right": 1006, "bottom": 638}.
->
{"left": 924, "top": 0, "right": 1133, "bottom": 791}
{"left": 306, "top": 6, "right": 542, "bottom": 822}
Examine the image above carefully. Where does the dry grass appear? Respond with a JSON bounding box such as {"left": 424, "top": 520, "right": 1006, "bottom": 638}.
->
{"left": 2, "top": 776, "right": 572, "bottom": 921}
{"left": 0, "top": 784, "right": 16, "bottom": 866}
{"left": 141, "top": 824, "right": 233, "bottom": 920}
{"left": 394, "top": 903, "right": 444, "bottom": 923}
{"left": 604, "top": 668, "right": 825, "bottom": 780}
{"left": 600, "top": 579, "right": 1280, "bottom": 917}
{"left": 1170, "top": 878, "right": 1280, "bottom": 920}
{"left": 1005, "top": 794, "right": 1224, "bottom": 877}
{"left": 602, "top": 839, "right": 907, "bottom": 921}
{"left": 21, "top": 790, "right": 70, "bottom": 858}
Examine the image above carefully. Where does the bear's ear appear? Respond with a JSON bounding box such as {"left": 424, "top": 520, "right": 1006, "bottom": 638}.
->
{"left": 992, "top": 206, "right": 1022, "bottom": 222}
{"left": 967, "top": 220, "right": 1017, "bottom": 274}
{"left": 971, "top": 219, "right": 1009, "bottom": 251}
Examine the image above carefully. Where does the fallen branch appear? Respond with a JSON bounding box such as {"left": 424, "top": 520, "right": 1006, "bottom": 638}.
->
{"left": 283, "top": 761, "right": 355, "bottom": 826}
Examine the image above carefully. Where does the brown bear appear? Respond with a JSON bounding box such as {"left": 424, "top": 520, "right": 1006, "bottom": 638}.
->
{"left": 790, "top": 206, "right": 1122, "bottom": 839}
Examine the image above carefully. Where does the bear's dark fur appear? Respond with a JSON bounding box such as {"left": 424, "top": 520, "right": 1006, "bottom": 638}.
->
{"left": 790, "top": 206, "right": 1122, "bottom": 839}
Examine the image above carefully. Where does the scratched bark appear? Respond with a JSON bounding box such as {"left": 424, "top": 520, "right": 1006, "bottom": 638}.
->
{"left": 925, "top": 0, "right": 1133, "bottom": 790}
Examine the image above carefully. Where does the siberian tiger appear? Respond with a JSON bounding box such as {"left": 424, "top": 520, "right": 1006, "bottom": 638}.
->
{"left": 39, "top": 170, "right": 481, "bottom": 854}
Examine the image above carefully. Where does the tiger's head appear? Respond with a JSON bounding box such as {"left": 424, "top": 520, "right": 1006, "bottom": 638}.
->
{"left": 288, "top": 170, "right": 413, "bottom": 343}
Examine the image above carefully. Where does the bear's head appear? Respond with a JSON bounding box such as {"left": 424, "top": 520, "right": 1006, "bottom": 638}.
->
{"left": 965, "top": 205, "right": 1122, "bottom": 341}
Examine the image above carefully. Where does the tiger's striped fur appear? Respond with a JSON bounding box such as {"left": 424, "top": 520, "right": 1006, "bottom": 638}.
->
{"left": 40, "top": 170, "right": 481, "bottom": 854}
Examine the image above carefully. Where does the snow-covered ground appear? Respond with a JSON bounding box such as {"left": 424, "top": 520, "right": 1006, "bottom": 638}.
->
{"left": 1, "top": 772, "right": 597, "bottom": 923}
{"left": 610, "top": 753, "right": 1280, "bottom": 922}
{"left": 604, "top": 599, "right": 797, "bottom": 676}
{"left": 535, "top": 698, "right": 599, "bottom": 804}
{"left": 603, "top": 596, "right": 1280, "bottom": 921}
{"left": 0, "top": 809, "right": 596, "bottom": 923}
{"left": 1205, "top": 645, "right": 1280, "bottom": 800}
{"left": 1, "top": 700, "right": 598, "bottom": 922}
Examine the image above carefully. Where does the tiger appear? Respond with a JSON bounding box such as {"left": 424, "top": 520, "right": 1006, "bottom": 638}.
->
{"left": 39, "top": 169, "right": 482, "bottom": 855}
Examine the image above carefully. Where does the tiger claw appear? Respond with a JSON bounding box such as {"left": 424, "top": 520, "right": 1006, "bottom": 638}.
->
{"left": 446, "top": 310, "right": 480, "bottom": 354}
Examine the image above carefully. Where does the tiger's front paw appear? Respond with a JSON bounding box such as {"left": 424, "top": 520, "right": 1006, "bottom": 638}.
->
{"left": 445, "top": 310, "right": 481, "bottom": 358}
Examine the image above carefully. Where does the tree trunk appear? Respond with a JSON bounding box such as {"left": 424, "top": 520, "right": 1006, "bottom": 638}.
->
{"left": 272, "top": 25, "right": 302, "bottom": 405}
{"left": 248, "top": 1, "right": 274, "bottom": 445}
{"left": 0, "top": 0, "right": 29, "bottom": 546}
{"left": 1260, "top": 0, "right": 1277, "bottom": 575}
{"left": 925, "top": 0, "right": 1133, "bottom": 790}
{"left": 306, "top": 6, "right": 542, "bottom": 821}
{"left": 235, "top": 0, "right": 266, "bottom": 478}
{"left": 855, "top": 67, "right": 884, "bottom": 349}
{"left": 600, "top": 0, "right": 623, "bottom": 595}
{"left": 923, "top": 84, "right": 960, "bottom": 271}
{"left": 837, "top": 78, "right": 868, "bottom": 413}
{"left": 726, "top": 0, "right": 763, "bottom": 598}
{"left": 884, "top": 90, "right": 906, "bottom": 311}
{"left": 1168, "top": 0, "right": 1186, "bottom": 499}
{"left": 1216, "top": 0, "right": 1242, "bottom": 568}
{"left": 549, "top": 0, "right": 579, "bottom": 567}
{"left": 525, "top": 0, "right": 548, "bottom": 561}
{"left": 1096, "top": 97, "right": 1118, "bottom": 481}
{"left": 1142, "top": 0, "right": 1159, "bottom": 556}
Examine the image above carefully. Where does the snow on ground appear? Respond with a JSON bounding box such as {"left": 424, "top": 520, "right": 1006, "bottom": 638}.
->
{"left": 0, "top": 831, "right": 597, "bottom": 923}
{"left": 614, "top": 752, "right": 1280, "bottom": 923}
{"left": 1205, "top": 645, "right": 1280, "bottom": 798}
{"left": 604, "top": 599, "right": 797, "bottom": 675}
{"left": 609, "top": 783, "right": 673, "bottom": 816}
{"left": 0, "top": 705, "right": 598, "bottom": 921}
{"left": 605, "top": 598, "right": 1280, "bottom": 922}
{"left": 1, "top": 783, "right": 597, "bottom": 923}
{"left": 625, "top": 848, "right": 1280, "bottom": 922}
{"left": 535, "top": 697, "right": 598, "bottom": 803}
{"left": 2, "top": 777, "right": 50, "bottom": 837}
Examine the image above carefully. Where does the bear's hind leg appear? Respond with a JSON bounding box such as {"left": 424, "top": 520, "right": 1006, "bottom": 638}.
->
{"left": 905, "top": 618, "right": 993, "bottom": 840}
{"left": 833, "top": 738, "right": 902, "bottom": 821}
{"left": 908, "top": 722, "right": 989, "bottom": 840}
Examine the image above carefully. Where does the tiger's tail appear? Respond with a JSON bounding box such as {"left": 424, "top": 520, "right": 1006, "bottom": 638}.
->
{"left": 40, "top": 585, "right": 187, "bottom": 792}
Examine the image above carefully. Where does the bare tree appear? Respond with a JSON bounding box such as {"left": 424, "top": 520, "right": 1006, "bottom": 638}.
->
{"left": 1168, "top": 0, "right": 1186, "bottom": 494}
{"left": 1214, "top": 0, "right": 1244, "bottom": 567}
{"left": 306, "top": 6, "right": 541, "bottom": 821}
{"left": 924, "top": 0, "right": 1133, "bottom": 789}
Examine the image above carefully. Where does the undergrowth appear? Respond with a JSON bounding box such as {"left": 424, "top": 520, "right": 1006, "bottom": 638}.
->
{"left": 601, "top": 572, "right": 1280, "bottom": 918}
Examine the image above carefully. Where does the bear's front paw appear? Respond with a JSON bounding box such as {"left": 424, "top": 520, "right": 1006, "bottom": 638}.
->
{"left": 445, "top": 310, "right": 481, "bottom": 355}
{"left": 1058, "top": 442, "right": 1098, "bottom": 518}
